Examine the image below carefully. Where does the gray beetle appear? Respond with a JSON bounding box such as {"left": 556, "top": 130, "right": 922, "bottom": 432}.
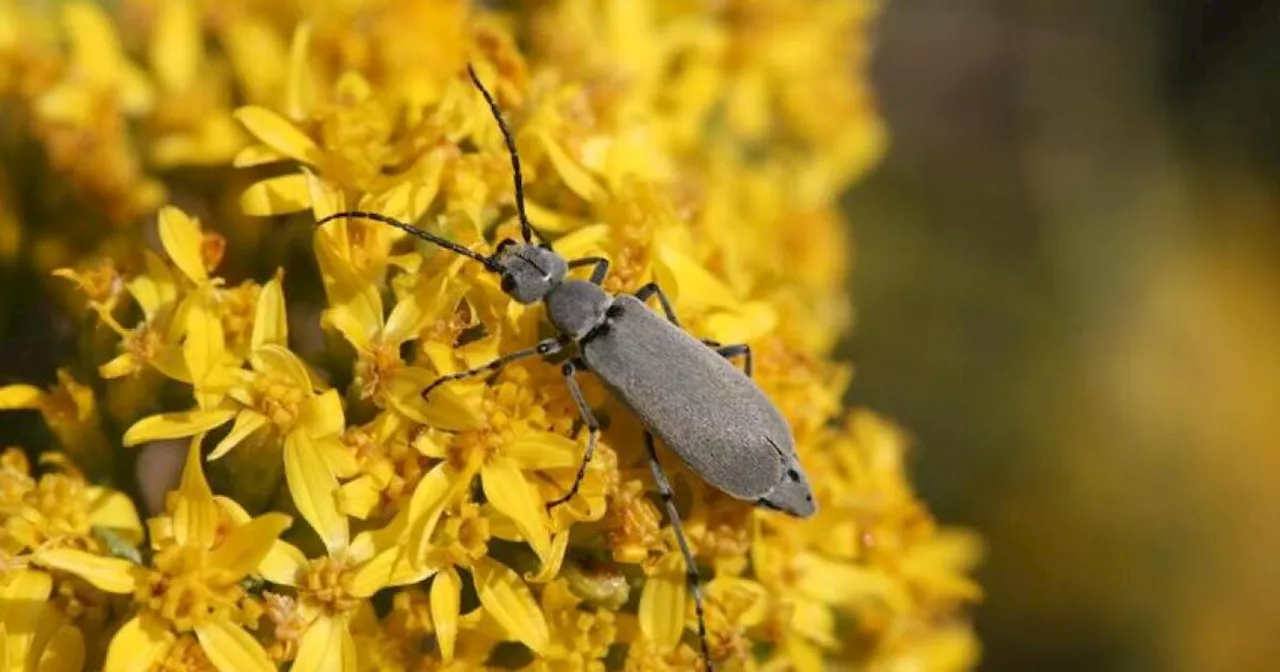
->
{"left": 316, "top": 65, "right": 816, "bottom": 669}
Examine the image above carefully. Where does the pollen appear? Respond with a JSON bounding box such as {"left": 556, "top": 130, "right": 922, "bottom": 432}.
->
{"left": 298, "top": 556, "right": 361, "bottom": 615}
{"left": 352, "top": 337, "right": 404, "bottom": 404}
{"left": 139, "top": 546, "right": 247, "bottom": 632}
{"left": 263, "top": 592, "right": 307, "bottom": 662}
{"left": 153, "top": 635, "right": 218, "bottom": 672}
{"left": 426, "top": 501, "right": 491, "bottom": 568}
{"left": 605, "top": 479, "right": 665, "bottom": 565}
{"left": 218, "top": 281, "right": 262, "bottom": 357}
{"left": 251, "top": 372, "right": 308, "bottom": 429}
{"left": 122, "top": 324, "right": 163, "bottom": 364}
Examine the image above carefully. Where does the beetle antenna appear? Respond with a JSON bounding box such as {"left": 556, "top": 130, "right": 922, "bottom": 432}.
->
{"left": 467, "top": 63, "right": 537, "bottom": 246}
{"left": 315, "top": 210, "right": 501, "bottom": 271}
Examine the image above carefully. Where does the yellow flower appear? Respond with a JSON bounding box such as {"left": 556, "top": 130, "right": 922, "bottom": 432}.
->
{"left": 0, "top": 371, "right": 112, "bottom": 475}
{"left": 0, "top": 449, "right": 141, "bottom": 671}
{"left": 0, "top": 1, "right": 980, "bottom": 669}
{"left": 45, "top": 436, "right": 292, "bottom": 672}
{"left": 123, "top": 344, "right": 352, "bottom": 552}
{"left": 253, "top": 509, "right": 430, "bottom": 671}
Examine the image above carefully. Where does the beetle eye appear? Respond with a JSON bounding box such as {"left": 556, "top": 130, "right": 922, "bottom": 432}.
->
{"left": 500, "top": 274, "right": 516, "bottom": 294}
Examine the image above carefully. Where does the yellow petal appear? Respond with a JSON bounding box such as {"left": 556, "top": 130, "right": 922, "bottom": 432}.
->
{"left": 405, "top": 463, "right": 464, "bottom": 566}
{"left": 0, "top": 623, "right": 7, "bottom": 671}
{"left": 654, "top": 244, "right": 739, "bottom": 312}
{"left": 208, "top": 410, "right": 267, "bottom": 461}
{"left": 85, "top": 487, "right": 144, "bottom": 545}
{"left": 241, "top": 174, "right": 312, "bottom": 216}
{"left": 382, "top": 295, "right": 429, "bottom": 345}
{"left": 175, "top": 434, "right": 218, "bottom": 548}
{"left": 151, "top": 346, "right": 192, "bottom": 382}
{"left": 36, "top": 621, "right": 84, "bottom": 672}
{"left": 251, "top": 274, "right": 288, "bottom": 350}
{"left": 123, "top": 408, "right": 235, "bottom": 446}
{"left": 292, "top": 614, "right": 355, "bottom": 672}
{"left": 285, "top": 23, "right": 315, "bottom": 121}
{"left": 322, "top": 303, "right": 377, "bottom": 353}
{"left": 338, "top": 476, "right": 380, "bottom": 519}
{"left": 305, "top": 170, "right": 345, "bottom": 222}
{"left": 158, "top": 206, "right": 208, "bottom": 285}
{"left": 150, "top": 0, "right": 200, "bottom": 92}
{"left": 233, "top": 106, "right": 320, "bottom": 165}
{"left": 0, "top": 569, "right": 52, "bottom": 659}
{"left": 0, "top": 384, "right": 43, "bottom": 409}
{"left": 481, "top": 458, "right": 550, "bottom": 562}
{"left": 32, "top": 549, "right": 136, "bottom": 594}
{"left": 361, "top": 159, "right": 442, "bottom": 225}
{"left": 639, "top": 553, "right": 686, "bottom": 651}
{"left": 184, "top": 293, "right": 227, "bottom": 388}
{"left": 538, "top": 131, "right": 603, "bottom": 202}
{"left": 550, "top": 223, "right": 610, "bottom": 261}
{"left": 431, "top": 567, "right": 461, "bottom": 662}
{"left": 388, "top": 367, "right": 484, "bottom": 431}
{"left": 104, "top": 614, "right": 174, "bottom": 672}
{"left": 208, "top": 513, "right": 292, "bottom": 579}
{"left": 126, "top": 253, "right": 176, "bottom": 320}
{"left": 284, "top": 431, "right": 348, "bottom": 553}
{"left": 194, "top": 618, "right": 275, "bottom": 672}
{"left": 250, "top": 344, "right": 312, "bottom": 391}
{"left": 525, "top": 530, "right": 570, "bottom": 584}
{"left": 793, "top": 554, "right": 909, "bottom": 611}
{"left": 258, "top": 539, "right": 307, "bottom": 586}
{"left": 299, "top": 390, "right": 345, "bottom": 441}
{"left": 505, "top": 430, "right": 579, "bottom": 471}
{"left": 471, "top": 557, "right": 549, "bottom": 653}
{"left": 232, "top": 143, "right": 289, "bottom": 167}
{"left": 349, "top": 544, "right": 435, "bottom": 597}
{"left": 99, "top": 353, "right": 141, "bottom": 379}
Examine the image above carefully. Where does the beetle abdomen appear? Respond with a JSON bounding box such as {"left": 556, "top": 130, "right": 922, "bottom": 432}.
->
{"left": 581, "top": 296, "right": 797, "bottom": 502}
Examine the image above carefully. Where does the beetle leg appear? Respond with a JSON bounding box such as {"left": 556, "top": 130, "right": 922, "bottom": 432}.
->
{"left": 634, "top": 282, "right": 681, "bottom": 327}
{"left": 421, "top": 337, "right": 565, "bottom": 399}
{"left": 706, "top": 342, "right": 753, "bottom": 378}
{"left": 568, "top": 256, "right": 610, "bottom": 285}
{"left": 545, "top": 359, "right": 599, "bottom": 511}
{"left": 644, "top": 432, "right": 714, "bottom": 671}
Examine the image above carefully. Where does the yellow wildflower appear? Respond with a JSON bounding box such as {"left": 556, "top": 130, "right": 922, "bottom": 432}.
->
{"left": 43, "top": 436, "right": 292, "bottom": 672}
{"left": 0, "top": 449, "right": 141, "bottom": 670}
{"left": 0, "top": 1, "right": 979, "bottom": 670}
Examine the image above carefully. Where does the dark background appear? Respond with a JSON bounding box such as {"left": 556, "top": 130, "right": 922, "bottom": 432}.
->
{"left": 846, "top": 1, "right": 1280, "bottom": 670}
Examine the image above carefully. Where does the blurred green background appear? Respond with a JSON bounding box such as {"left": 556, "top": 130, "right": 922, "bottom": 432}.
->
{"left": 846, "top": 1, "right": 1280, "bottom": 670}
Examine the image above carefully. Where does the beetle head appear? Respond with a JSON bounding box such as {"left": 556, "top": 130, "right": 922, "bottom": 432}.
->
{"left": 491, "top": 240, "right": 567, "bottom": 304}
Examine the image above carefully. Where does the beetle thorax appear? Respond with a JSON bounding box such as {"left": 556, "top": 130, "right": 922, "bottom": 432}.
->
{"left": 545, "top": 280, "right": 612, "bottom": 340}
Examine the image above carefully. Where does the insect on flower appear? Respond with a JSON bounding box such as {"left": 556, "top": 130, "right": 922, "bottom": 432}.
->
{"left": 317, "top": 64, "right": 818, "bottom": 670}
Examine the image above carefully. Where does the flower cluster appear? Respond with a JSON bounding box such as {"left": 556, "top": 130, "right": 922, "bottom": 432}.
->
{"left": 0, "top": 1, "right": 979, "bottom": 670}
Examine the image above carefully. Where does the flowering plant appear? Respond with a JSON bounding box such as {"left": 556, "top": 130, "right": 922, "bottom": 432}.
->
{"left": 0, "top": 1, "right": 978, "bottom": 670}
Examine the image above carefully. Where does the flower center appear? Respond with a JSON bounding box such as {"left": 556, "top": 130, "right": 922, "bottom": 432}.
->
{"left": 299, "top": 556, "right": 359, "bottom": 616}
{"left": 352, "top": 338, "right": 402, "bottom": 403}
{"left": 218, "top": 282, "right": 259, "bottom": 358}
{"left": 123, "top": 324, "right": 162, "bottom": 363}
{"left": 252, "top": 372, "right": 307, "bottom": 429}
{"left": 427, "top": 503, "right": 490, "bottom": 568}
{"left": 153, "top": 635, "right": 218, "bottom": 672}
{"left": 138, "top": 546, "right": 247, "bottom": 632}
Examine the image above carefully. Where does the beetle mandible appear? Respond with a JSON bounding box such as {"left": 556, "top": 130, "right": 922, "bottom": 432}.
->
{"left": 316, "top": 64, "right": 817, "bottom": 669}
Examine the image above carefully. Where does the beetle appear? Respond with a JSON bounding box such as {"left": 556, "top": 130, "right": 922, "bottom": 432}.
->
{"left": 316, "top": 65, "right": 816, "bottom": 668}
